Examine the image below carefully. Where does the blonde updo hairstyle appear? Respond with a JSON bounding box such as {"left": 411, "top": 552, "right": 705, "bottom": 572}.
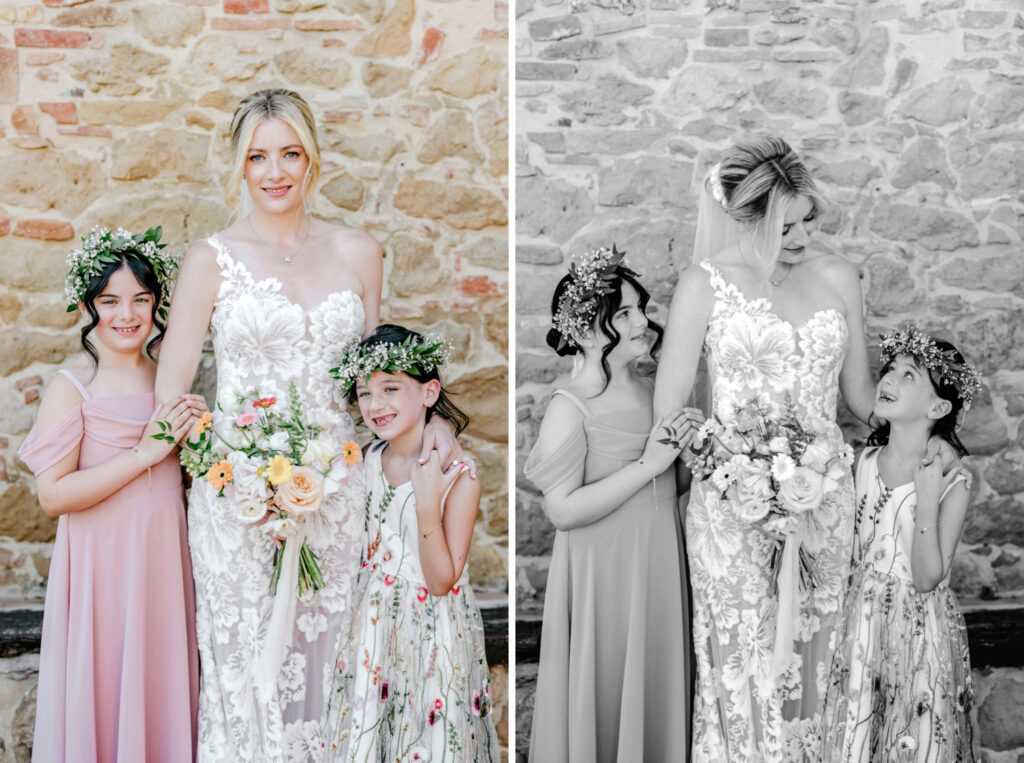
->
{"left": 707, "top": 136, "right": 824, "bottom": 274}
{"left": 226, "top": 89, "right": 321, "bottom": 214}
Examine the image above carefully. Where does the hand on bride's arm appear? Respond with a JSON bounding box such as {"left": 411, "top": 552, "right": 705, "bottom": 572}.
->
{"left": 419, "top": 417, "right": 478, "bottom": 480}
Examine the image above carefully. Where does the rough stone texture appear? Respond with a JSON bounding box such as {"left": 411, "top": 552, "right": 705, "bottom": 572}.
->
{"left": 517, "top": 3, "right": 1024, "bottom": 757}
{"left": 0, "top": 1, "right": 508, "bottom": 755}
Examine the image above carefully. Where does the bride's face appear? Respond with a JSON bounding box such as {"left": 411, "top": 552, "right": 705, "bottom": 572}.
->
{"left": 776, "top": 195, "right": 817, "bottom": 264}
{"left": 243, "top": 117, "right": 310, "bottom": 215}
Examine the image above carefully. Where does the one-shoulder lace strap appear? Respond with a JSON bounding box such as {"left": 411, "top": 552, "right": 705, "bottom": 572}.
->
{"left": 698, "top": 260, "right": 733, "bottom": 301}
{"left": 207, "top": 235, "right": 236, "bottom": 272}
{"left": 56, "top": 369, "right": 90, "bottom": 400}
{"left": 551, "top": 389, "right": 590, "bottom": 417}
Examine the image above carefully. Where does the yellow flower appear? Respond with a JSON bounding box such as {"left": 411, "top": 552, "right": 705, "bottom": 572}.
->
{"left": 266, "top": 454, "right": 293, "bottom": 486}
{"left": 342, "top": 440, "right": 361, "bottom": 466}
{"left": 207, "top": 460, "right": 234, "bottom": 492}
{"left": 193, "top": 411, "right": 212, "bottom": 436}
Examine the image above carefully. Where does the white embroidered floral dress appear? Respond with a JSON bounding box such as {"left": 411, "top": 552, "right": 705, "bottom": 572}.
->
{"left": 687, "top": 261, "right": 855, "bottom": 762}
{"left": 189, "top": 236, "right": 365, "bottom": 762}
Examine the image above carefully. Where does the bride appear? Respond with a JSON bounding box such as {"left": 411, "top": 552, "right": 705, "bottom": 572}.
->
{"left": 155, "top": 89, "right": 459, "bottom": 761}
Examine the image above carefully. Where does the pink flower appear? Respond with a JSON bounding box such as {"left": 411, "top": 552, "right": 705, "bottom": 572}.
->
{"left": 451, "top": 585, "right": 460, "bottom": 595}
{"left": 434, "top": 698, "right": 443, "bottom": 710}
{"left": 235, "top": 411, "right": 259, "bottom": 427}
{"left": 380, "top": 680, "right": 389, "bottom": 702}
{"left": 276, "top": 466, "right": 324, "bottom": 516}
{"left": 384, "top": 575, "right": 396, "bottom": 586}
{"left": 417, "top": 586, "right": 428, "bottom": 602}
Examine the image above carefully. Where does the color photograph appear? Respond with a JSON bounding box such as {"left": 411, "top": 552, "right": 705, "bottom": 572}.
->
{"left": 0, "top": 1, "right": 508, "bottom": 761}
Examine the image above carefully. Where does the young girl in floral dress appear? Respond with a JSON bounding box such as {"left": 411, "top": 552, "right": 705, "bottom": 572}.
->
{"left": 818, "top": 326, "right": 980, "bottom": 761}
{"left": 20, "top": 226, "right": 205, "bottom": 762}
{"left": 323, "top": 324, "right": 499, "bottom": 762}
{"left": 525, "top": 247, "right": 703, "bottom": 762}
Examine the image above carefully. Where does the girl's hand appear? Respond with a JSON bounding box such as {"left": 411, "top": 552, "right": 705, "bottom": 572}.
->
{"left": 914, "top": 456, "right": 962, "bottom": 509}
{"left": 411, "top": 450, "right": 467, "bottom": 510}
{"left": 138, "top": 396, "right": 194, "bottom": 466}
{"left": 924, "top": 436, "right": 960, "bottom": 477}
{"left": 642, "top": 408, "right": 700, "bottom": 476}
{"left": 418, "top": 417, "right": 478, "bottom": 479}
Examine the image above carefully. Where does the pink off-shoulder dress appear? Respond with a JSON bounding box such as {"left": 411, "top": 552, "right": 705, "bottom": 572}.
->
{"left": 18, "top": 370, "right": 199, "bottom": 763}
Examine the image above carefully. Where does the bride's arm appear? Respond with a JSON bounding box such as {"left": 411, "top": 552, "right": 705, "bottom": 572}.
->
{"left": 340, "top": 229, "right": 383, "bottom": 337}
{"left": 653, "top": 265, "right": 714, "bottom": 420}
{"left": 827, "top": 256, "right": 876, "bottom": 424}
{"left": 155, "top": 240, "right": 221, "bottom": 404}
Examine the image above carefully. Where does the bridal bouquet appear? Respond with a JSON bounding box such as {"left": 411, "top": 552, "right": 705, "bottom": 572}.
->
{"left": 671, "top": 394, "right": 853, "bottom": 589}
{"left": 156, "top": 384, "right": 361, "bottom": 595}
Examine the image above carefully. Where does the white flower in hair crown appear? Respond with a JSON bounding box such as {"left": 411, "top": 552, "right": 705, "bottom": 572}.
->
{"left": 64, "top": 225, "right": 179, "bottom": 317}
{"left": 552, "top": 245, "right": 628, "bottom": 351}
{"left": 330, "top": 333, "right": 453, "bottom": 392}
{"left": 879, "top": 324, "right": 982, "bottom": 406}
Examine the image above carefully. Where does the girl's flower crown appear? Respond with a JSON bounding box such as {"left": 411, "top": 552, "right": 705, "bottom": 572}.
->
{"left": 64, "top": 225, "right": 179, "bottom": 317}
{"left": 330, "top": 333, "right": 453, "bottom": 392}
{"left": 879, "top": 325, "right": 982, "bottom": 406}
{"left": 552, "top": 245, "right": 627, "bottom": 351}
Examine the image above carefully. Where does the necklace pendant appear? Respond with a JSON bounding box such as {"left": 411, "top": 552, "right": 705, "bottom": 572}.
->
{"left": 284, "top": 255, "right": 292, "bottom": 263}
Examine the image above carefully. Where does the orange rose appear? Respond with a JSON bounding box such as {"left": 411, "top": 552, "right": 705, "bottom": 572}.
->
{"left": 276, "top": 465, "right": 324, "bottom": 516}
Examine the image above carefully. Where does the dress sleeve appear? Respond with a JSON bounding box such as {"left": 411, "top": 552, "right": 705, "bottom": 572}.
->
{"left": 18, "top": 406, "right": 84, "bottom": 475}
{"left": 523, "top": 422, "right": 587, "bottom": 495}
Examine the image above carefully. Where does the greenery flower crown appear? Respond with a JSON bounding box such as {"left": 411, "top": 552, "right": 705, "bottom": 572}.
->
{"left": 64, "top": 225, "right": 179, "bottom": 318}
{"left": 330, "top": 333, "right": 453, "bottom": 392}
{"left": 879, "top": 325, "right": 982, "bottom": 406}
{"left": 552, "top": 245, "right": 628, "bottom": 351}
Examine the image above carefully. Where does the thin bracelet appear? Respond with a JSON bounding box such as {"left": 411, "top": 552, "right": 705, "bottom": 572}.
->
{"left": 421, "top": 520, "right": 443, "bottom": 539}
{"left": 132, "top": 447, "right": 152, "bottom": 489}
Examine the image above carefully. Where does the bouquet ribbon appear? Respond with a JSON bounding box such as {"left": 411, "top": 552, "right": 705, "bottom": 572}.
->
{"left": 255, "top": 521, "right": 305, "bottom": 700}
{"left": 771, "top": 525, "right": 801, "bottom": 676}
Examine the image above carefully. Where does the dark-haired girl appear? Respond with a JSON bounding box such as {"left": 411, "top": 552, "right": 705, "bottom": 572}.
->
{"left": 524, "top": 248, "right": 702, "bottom": 762}
{"left": 818, "top": 327, "right": 979, "bottom": 761}
{"left": 324, "top": 324, "right": 499, "bottom": 761}
{"left": 19, "top": 227, "right": 204, "bottom": 762}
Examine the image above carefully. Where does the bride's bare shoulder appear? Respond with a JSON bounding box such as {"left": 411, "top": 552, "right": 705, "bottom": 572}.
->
{"left": 315, "top": 220, "right": 382, "bottom": 260}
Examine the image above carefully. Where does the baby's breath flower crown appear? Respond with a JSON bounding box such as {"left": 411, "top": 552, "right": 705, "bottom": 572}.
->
{"left": 552, "top": 244, "right": 628, "bottom": 351}
{"left": 879, "top": 324, "right": 982, "bottom": 406}
{"left": 64, "top": 225, "right": 179, "bottom": 317}
{"left": 330, "top": 333, "right": 453, "bottom": 392}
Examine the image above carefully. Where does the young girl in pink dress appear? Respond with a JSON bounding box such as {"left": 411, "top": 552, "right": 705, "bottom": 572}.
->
{"left": 19, "top": 227, "right": 205, "bottom": 763}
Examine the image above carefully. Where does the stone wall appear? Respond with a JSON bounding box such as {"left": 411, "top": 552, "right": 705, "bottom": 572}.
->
{"left": 515, "top": 0, "right": 1024, "bottom": 758}
{"left": 0, "top": 0, "right": 509, "bottom": 758}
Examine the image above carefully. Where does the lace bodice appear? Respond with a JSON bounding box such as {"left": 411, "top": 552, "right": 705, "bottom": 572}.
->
{"left": 208, "top": 235, "right": 364, "bottom": 420}
{"left": 701, "top": 260, "right": 848, "bottom": 424}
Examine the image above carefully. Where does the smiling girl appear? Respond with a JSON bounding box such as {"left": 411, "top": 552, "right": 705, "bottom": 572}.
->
{"left": 818, "top": 326, "right": 979, "bottom": 761}
{"left": 19, "top": 226, "right": 205, "bottom": 762}
{"left": 324, "top": 324, "right": 499, "bottom": 762}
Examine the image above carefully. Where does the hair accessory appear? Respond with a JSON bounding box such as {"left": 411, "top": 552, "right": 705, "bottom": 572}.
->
{"left": 331, "top": 333, "right": 453, "bottom": 392}
{"left": 707, "top": 163, "right": 727, "bottom": 208}
{"left": 552, "top": 245, "right": 628, "bottom": 351}
{"left": 64, "top": 226, "right": 178, "bottom": 317}
{"left": 879, "top": 324, "right": 982, "bottom": 406}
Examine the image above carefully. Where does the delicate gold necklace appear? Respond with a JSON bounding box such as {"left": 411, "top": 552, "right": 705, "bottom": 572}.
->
{"left": 247, "top": 216, "right": 310, "bottom": 265}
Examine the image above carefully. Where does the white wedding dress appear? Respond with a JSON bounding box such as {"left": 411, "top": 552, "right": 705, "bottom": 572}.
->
{"left": 189, "top": 236, "right": 365, "bottom": 761}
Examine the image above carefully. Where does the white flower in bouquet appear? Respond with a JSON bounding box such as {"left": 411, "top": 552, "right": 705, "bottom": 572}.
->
{"left": 719, "top": 429, "right": 747, "bottom": 454}
{"left": 771, "top": 453, "right": 796, "bottom": 482}
{"left": 768, "top": 436, "right": 789, "bottom": 454}
{"left": 300, "top": 436, "right": 336, "bottom": 472}
{"left": 258, "top": 430, "right": 291, "bottom": 452}
{"left": 729, "top": 458, "right": 773, "bottom": 522}
{"left": 694, "top": 419, "right": 715, "bottom": 449}
{"left": 228, "top": 451, "right": 272, "bottom": 523}
{"left": 265, "top": 515, "right": 299, "bottom": 540}
{"left": 778, "top": 466, "right": 824, "bottom": 514}
{"left": 799, "top": 439, "right": 832, "bottom": 472}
